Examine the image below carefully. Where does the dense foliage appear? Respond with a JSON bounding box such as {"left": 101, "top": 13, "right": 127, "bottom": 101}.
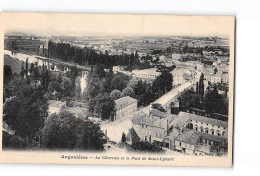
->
{"left": 151, "top": 103, "right": 166, "bottom": 112}
{"left": 130, "top": 141, "right": 162, "bottom": 153}
{"left": 48, "top": 41, "right": 151, "bottom": 71}
{"left": 2, "top": 131, "right": 30, "bottom": 150}
{"left": 4, "top": 77, "right": 49, "bottom": 141}
{"left": 41, "top": 111, "right": 106, "bottom": 150}
{"left": 178, "top": 85, "right": 228, "bottom": 116}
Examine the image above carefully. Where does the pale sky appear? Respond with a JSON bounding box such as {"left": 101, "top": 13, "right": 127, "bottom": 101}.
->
{"left": 1, "top": 13, "right": 235, "bottom": 37}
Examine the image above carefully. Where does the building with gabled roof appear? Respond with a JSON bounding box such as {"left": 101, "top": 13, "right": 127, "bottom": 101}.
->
{"left": 114, "top": 96, "right": 138, "bottom": 120}
{"left": 131, "top": 109, "right": 175, "bottom": 145}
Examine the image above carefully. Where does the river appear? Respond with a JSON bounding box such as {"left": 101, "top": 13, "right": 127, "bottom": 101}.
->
{"left": 4, "top": 50, "right": 89, "bottom": 96}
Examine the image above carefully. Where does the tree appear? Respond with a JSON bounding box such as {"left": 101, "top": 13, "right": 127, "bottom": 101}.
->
{"left": 151, "top": 103, "right": 166, "bottom": 112}
{"left": 2, "top": 131, "right": 30, "bottom": 149}
{"left": 41, "top": 112, "right": 81, "bottom": 150}
{"left": 29, "top": 62, "right": 35, "bottom": 73}
{"left": 88, "top": 99, "right": 96, "bottom": 113}
{"left": 80, "top": 120, "right": 107, "bottom": 150}
{"left": 41, "top": 111, "right": 106, "bottom": 150}
{"left": 203, "top": 86, "right": 228, "bottom": 115}
{"left": 111, "top": 75, "right": 127, "bottom": 91}
{"left": 20, "top": 61, "right": 25, "bottom": 77}
{"left": 178, "top": 88, "right": 201, "bottom": 111}
{"left": 4, "top": 84, "right": 49, "bottom": 142}
{"left": 96, "top": 96, "right": 116, "bottom": 120}
{"left": 25, "top": 58, "right": 29, "bottom": 76}
{"left": 4, "top": 65, "right": 12, "bottom": 85}
{"left": 41, "top": 69, "right": 52, "bottom": 91}
{"left": 94, "top": 64, "right": 106, "bottom": 78}
{"left": 198, "top": 73, "right": 204, "bottom": 98}
{"left": 121, "top": 87, "right": 134, "bottom": 98}
{"left": 214, "top": 68, "right": 218, "bottom": 74}
{"left": 121, "top": 132, "right": 126, "bottom": 143}
{"left": 130, "top": 141, "right": 161, "bottom": 152}
{"left": 110, "top": 89, "right": 121, "bottom": 100}
{"left": 196, "top": 82, "right": 199, "bottom": 94}
{"left": 152, "top": 70, "right": 173, "bottom": 98}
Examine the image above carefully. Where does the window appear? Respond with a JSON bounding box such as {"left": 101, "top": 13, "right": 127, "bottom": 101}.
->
{"left": 211, "top": 129, "right": 214, "bottom": 135}
{"left": 142, "top": 124, "right": 144, "bottom": 128}
{"left": 217, "top": 130, "right": 220, "bottom": 136}
{"left": 145, "top": 136, "right": 147, "bottom": 141}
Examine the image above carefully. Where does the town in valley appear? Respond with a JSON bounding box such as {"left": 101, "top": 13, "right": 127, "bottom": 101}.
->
{"left": 2, "top": 33, "right": 230, "bottom": 156}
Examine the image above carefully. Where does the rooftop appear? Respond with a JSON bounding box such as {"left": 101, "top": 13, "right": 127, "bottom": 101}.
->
{"left": 115, "top": 96, "right": 137, "bottom": 110}
{"left": 150, "top": 109, "right": 166, "bottom": 118}
{"left": 179, "top": 112, "right": 228, "bottom": 128}
{"left": 176, "top": 130, "right": 200, "bottom": 145}
{"left": 132, "top": 112, "right": 168, "bottom": 129}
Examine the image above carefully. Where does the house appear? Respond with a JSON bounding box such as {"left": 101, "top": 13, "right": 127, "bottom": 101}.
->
{"left": 114, "top": 96, "right": 138, "bottom": 120}
{"left": 113, "top": 65, "right": 125, "bottom": 73}
{"left": 171, "top": 53, "right": 182, "bottom": 60}
{"left": 132, "top": 68, "right": 160, "bottom": 78}
{"left": 174, "top": 130, "right": 200, "bottom": 154}
{"left": 132, "top": 68, "right": 161, "bottom": 83}
{"left": 171, "top": 69, "right": 186, "bottom": 86}
{"left": 112, "top": 66, "right": 131, "bottom": 76}
{"left": 205, "top": 73, "right": 222, "bottom": 83}
{"left": 131, "top": 109, "right": 174, "bottom": 146}
{"left": 221, "top": 74, "right": 229, "bottom": 84}
{"left": 176, "top": 112, "right": 228, "bottom": 137}
{"left": 166, "top": 112, "right": 228, "bottom": 155}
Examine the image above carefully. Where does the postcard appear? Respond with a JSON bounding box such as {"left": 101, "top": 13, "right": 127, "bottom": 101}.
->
{"left": 0, "top": 13, "right": 235, "bottom": 167}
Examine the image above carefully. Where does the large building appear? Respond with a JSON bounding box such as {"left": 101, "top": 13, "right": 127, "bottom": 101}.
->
{"left": 132, "top": 68, "right": 161, "bottom": 82}
{"left": 167, "top": 112, "right": 228, "bottom": 155}
{"left": 128, "top": 109, "right": 228, "bottom": 155}
{"left": 114, "top": 96, "right": 138, "bottom": 120}
{"left": 131, "top": 109, "right": 175, "bottom": 145}
{"left": 171, "top": 69, "right": 188, "bottom": 86}
{"left": 205, "top": 73, "right": 222, "bottom": 84}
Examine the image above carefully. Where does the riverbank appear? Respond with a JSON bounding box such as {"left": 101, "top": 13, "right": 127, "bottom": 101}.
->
{"left": 5, "top": 49, "right": 91, "bottom": 71}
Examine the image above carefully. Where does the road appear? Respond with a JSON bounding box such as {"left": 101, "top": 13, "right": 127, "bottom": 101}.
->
{"left": 101, "top": 80, "right": 195, "bottom": 143}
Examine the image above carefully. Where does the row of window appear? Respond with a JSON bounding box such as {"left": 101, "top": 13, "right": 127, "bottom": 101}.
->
{"left": 195, "top": 126, "right": 225, "bottom": 137}
{"left": 193, "top": 121, "right": 225, "bottom": 129}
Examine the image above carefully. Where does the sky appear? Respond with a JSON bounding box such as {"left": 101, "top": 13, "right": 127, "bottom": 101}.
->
{"left": 1, "top": 13, "right": 234, "bottom": 37}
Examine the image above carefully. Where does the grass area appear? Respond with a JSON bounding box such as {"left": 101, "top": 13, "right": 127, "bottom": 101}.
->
{"left": 4, "top": 54, "right": 23, "bottom": 74}
{"left": 61, "top": 106, "right": 88, "bottom": 119}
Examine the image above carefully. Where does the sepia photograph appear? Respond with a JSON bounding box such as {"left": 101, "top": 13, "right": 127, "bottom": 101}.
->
{"left": 0, "top": 13, "right": 235, "bottom": 167}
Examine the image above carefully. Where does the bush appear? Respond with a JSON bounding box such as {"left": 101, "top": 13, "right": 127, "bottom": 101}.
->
{"left": 2, "top": 131, "right": 30, "bottom": 150}
{"left": 130, "top": 141, "right": 162, "bottom": 153}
